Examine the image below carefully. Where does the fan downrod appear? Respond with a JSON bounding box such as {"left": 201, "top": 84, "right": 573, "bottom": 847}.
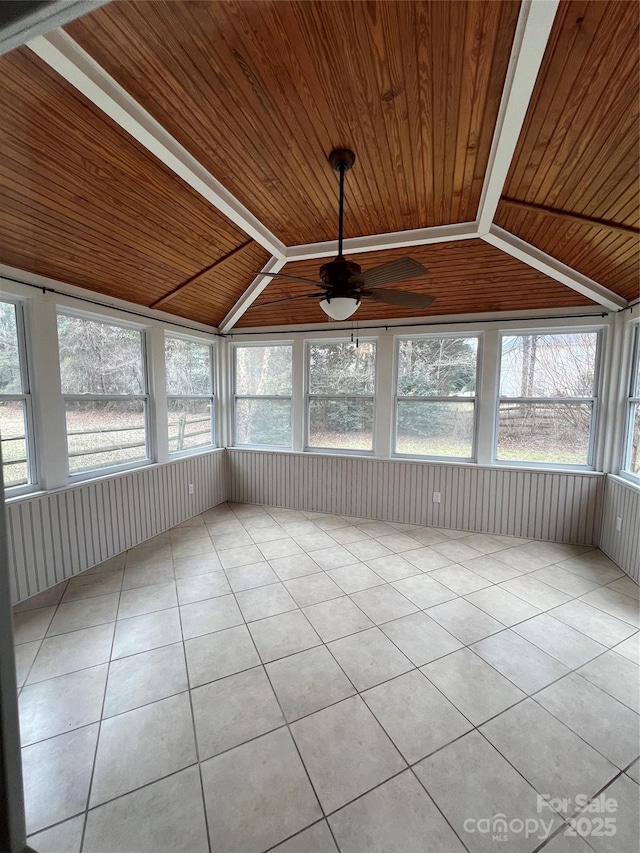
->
{"left": 328, "top": 148, "right": 356, "bottom": 172}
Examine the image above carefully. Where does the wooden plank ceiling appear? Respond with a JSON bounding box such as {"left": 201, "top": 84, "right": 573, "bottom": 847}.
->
{"left": 495, "top": 0, "right": 639, "bottom": 302}
{"left": 66, "top": 0, "right": 520, "bottom": 245}
{"left": 0, "top": 48, "right": 264, "bottom": 326}
{"left": 236, "top": 241, "right": 597, "bottom": 327}
{"left": 0, "top": 0, "right": 636, "bottom": 330}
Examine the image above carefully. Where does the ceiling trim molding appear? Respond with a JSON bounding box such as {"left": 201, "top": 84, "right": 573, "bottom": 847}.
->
{"left": 26, "top": 29, "right": 287, "bottom": 260}
{"left": 484, "top": 226, "right": 627, "bottom": 312}
{"left": 218, "top": 255, "right": 287, "bottom": 334}
{"left": 226, "top": 305, "right": 610, "bottom": 337}
{"left": 286, "top": 222, "right": 480, "bottom": 262}
{"left": 0, "top": 0, "right": 110, "bottom": 56}
{"left": 219, "top": 223, "right": 480, "bottom": 331}
{"left": 476, "top": 0, "right": 560, "bottom": 234}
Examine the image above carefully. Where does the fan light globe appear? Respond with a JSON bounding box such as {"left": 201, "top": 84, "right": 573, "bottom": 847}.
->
{"left": 319, "top": 297, "right": 359, "bottom": 320}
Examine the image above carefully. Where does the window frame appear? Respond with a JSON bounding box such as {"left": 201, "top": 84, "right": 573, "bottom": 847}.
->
{"left": 493, "top": 327, "right": 603, "bottom": 471}
{"left": 304, "top": 337, "right": 377, "bottom": 455}
{"left": 165, "top": 332, "right": 216, "bottom": 457}
{"left": 621, "top": 323, "right": 640, "bottom": 483}
{"left": 57, "top": 309, "right": 152, "bottom": 481}
{"left": 0, "top": 297, "right": 38, "bottom": 495}
{"left": 232, "top": 341, "right": 293, "bottom": 449}
{"left": 392, "top": 332, "right": 481, "bottom": 462}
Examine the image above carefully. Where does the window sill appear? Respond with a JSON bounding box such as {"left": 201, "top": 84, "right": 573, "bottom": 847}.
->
{"left": 168, "top": 444, "right": 217, "bottom": 461}
{"left": 226, "top": 446, "right": 604, "bottom": 476}
{"left": 608, "top": 473, "right": 640, "bottom": 494}
{"left": 4, "top": 447, "right": 224, "bottom": 504}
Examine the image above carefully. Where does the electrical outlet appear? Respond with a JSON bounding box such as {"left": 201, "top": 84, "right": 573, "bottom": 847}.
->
{"left": 188, "top": 484, "right": 194, "bottom": 495}
{"left": 616, "top": 516, "right": 622, "bottom": 532}
{"left": 433, "top": 491, "right": 441, "bottom": 503}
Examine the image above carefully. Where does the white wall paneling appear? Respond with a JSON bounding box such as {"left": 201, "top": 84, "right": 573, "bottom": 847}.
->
{"left": 227, "top": 449, "right": 603, "bottom": 546}
{"left": 6, "top": 449, "right": 226, "bottom": 603}
{"left": 599, "top": 476, "right": 640, "bottom": 582}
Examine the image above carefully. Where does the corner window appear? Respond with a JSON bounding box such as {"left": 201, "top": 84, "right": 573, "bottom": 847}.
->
{"left": 233, "top": 344, "right": 292, "bottom": 447}
{"left": 306, "top": 340, "right": 376, "bottom": 452}
{"left": 0, "top": 300, "right": 36, "bottom": 491}
{"left": 622, "top": 325, "right": 640, "bottom": 481}
{"left": 57, "top": 312, "right": 149, "bottom": 476}
{"left": 496, "top": 331, "right": 600, "bottom": 466}
{"left": 165, "top": 335, "right": 215, "bottom": 454}
{"left": 395, "top": 336, "right": 479, "bottom": 459}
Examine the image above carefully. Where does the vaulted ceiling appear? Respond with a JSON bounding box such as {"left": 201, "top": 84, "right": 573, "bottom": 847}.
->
{"left": 0, "top": 0, "right": 637, "bottom": 330}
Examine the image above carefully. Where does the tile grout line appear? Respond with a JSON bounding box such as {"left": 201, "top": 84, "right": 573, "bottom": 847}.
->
{"left": 77, "top": 570, "right": 123, "bottom": 853}
{"left": 216, "top": 507, "right": 639, "bottom": 851}
{"left": 16, "top": 581, "right": 638, "bottom": 704}
{"left": 18, "top": 610, "right": 638, "bottom": 764}
{"left": 214, "top": 508, "right": 336, "bottom": 852}
{"left": 16, "top": 548, "right": 639, "bottom": 728}
{"left": 14, "top": 504, "right": 638, "bottom": 848}
{"left": 174, "top": 575, "right": 215, "bottom": 853}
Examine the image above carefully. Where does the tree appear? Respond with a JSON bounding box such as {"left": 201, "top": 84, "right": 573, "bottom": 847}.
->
{"left": 499, "top": 333, "right": 598, "bottom": 461}
{"left": 57, "top": 315, "right": 144, "bottom": 395}
{"left": 308, "top": 342, "right": 375, "bottom": 437}
{"left": 0, "top": 302, "right": 21, "bottom": 395}
{"left": 396, "top": 338, "right": 477, "bottom": 440}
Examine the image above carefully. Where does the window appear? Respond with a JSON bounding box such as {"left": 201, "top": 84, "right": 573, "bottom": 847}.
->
{"left": 307, "top": 340, "right": 376, "bottom": 452}
{"left": 234, "top": 344, "right": 292, "bottom": 446}
{"left": 395, "top": 336, "right": 478, "bottom": 459}
{"left": 165, "top": 335, "right": 215, "bottom": 454}
{"left": 496, "top": 331, "right": 600, "bottom": 466}
{"left": 622, "top": 325, "right": 640, "bottom": 480}
{"left": 57, "top": 313, "right": 149, "bottom": 475}
{"left": 0, "top": 300, "right": 35, "bottom": 491}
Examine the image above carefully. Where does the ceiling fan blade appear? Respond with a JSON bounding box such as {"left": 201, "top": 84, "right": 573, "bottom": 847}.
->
{"left": 360, "top": 288, "right": 435, "bottom": 309}
{"left": 248, "top": 293, "right": 319, "bottom": 309}
{"left": 353, "top": 258, "right": 429, "bottom": 289}
{"left": 260, "top": 272, "right": 326, "bottom": 287}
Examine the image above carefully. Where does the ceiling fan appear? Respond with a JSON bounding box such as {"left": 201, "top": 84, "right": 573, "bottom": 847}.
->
{"left": 258, "top": 149, "right": 435, "bottom": 320}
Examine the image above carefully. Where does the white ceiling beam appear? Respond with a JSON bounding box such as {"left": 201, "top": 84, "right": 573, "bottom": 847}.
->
{"left": 0, "top": 0, "right": 110, "bottom": 56}
{"left": 218, "top": 255, "right": 287, "bottom": 334}
{"left": 484, "top": 226, "right": 627, "bottom": 311}
{"left": 287, "top": 222, "right": 479, "bottom": 262}
{"left": 476, "top": 0, "right": 560, "bottom": 234}
{"left": 27, "top": 29, "right": 287, "bottom": 260}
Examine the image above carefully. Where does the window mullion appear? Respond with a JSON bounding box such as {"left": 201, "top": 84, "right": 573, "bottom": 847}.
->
{"left": 149, "top": 325, "right": 167, "bottom": 463}
{"left": 621, "top": 323, "right": 640, "bottom": 479}
{"left": 371, "top": 333, "right": 391, "bottom": 458}
{"left": 291, "top": 337, "right": 304, "bottom": 452}
{"left": 498, "top": 396, "right": 595, "bottom": 404}
{"left": 29, "top": 296, "right": 67, "bottom": 489}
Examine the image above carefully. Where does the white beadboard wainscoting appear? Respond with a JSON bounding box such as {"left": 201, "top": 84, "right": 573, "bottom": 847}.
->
{"left": 599, "top": 475, "right": 640, "bottom": 583}
{"left": 227, "top": 450, "right": 603, "bottom": 546}
{"left": 6, "top": 449, "right": 226, "bottom": 603}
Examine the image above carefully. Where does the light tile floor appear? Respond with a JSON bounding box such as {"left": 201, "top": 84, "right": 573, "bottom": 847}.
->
{"left": 13, "top": 502, "right": 640, "bottom": 853}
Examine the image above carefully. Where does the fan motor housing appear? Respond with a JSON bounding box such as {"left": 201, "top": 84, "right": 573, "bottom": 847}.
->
{"left": 319, "top": 259, "right": 362, "bottom": 294}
